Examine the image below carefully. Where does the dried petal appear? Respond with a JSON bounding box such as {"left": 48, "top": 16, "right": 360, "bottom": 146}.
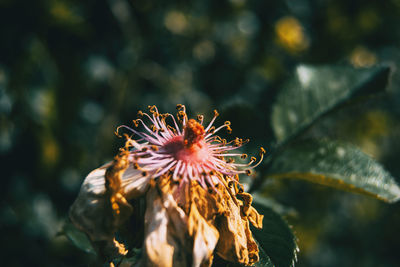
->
{"left": 69, "top": 164, "right": 115, "bottom": 241}
{"left": 248, "top": 206, "right": 263, "bottom": 229}
{"left": 188, "top": 200, "right": 219, "bottom": 267}
{"left": 214, "top": 188, "right": 250, "bottom": 265}
{"left": 69, "top": 154, "right": 154, "bottom": 262}
{"left": 143, "top": 187, "right": 188, "bottom": 267}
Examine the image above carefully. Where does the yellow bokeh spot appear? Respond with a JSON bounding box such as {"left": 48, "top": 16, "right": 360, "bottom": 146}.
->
{"left": 275, "top": 16, "right": 309, "bottom": 53}
{"left": 357, "top": 8, "right": 380, "bottom": 31}
{"left": 42, "top": 136, "right": 59, "bottom": 167}
{"left": 193, "top": 40, "right": 215, "bottom": 62}
{"left": 350, "top": 46, "right": 377, "bottom": 68}
{"left": 50, "top": 1, "right": 83, "bottom": 25}
{"left": 164, "top": 11, "right": 188, "bottom": 34}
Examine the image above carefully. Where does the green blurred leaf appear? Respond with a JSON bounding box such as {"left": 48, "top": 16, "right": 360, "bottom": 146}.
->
{"left": 265, "top": 139, "right": 400, "bottom": 203}
{"left": 60, "top": 220, "right": 96, "bottom": 254}
{"left": 251, "top": 201, "right": 298, "bottom": 267}
{"left": 253, "top": 194, "right": 297, "bottom": 217}
{"left": 272, "top": 64, "right": 391, "bottom": 144}
{"left": 254, "top": 240, "right": 274, "bottom": 267}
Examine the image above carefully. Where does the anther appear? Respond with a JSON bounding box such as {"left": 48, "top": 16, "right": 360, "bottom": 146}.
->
{"left": 197, "top": 114, "right": 204, "bottom": 123}
{"left": 142, "top": 171, "right": 148, "bottom": 176}
{"left": 241, "top": 154, "right": 248, "bottom": 159}
{"left": 245, "top": 169, "right": 252, "bottom": 175}
{"left": 151, "top": 145, "right": 159, "bottom": 151}
{"left": 213, "top": 110, "right": 219, "bottom": 117}
{"left": 137, "top": 110, "right": 143, "bottom": 117}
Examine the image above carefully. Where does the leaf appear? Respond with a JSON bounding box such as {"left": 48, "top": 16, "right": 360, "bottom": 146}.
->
{"left": 254, "top": 240, "right": 274, "bottom": 267}
{"left": 251, "top": 201, "right": 298, "bottom": 267}
{"left": 272, "top": 64, "right": 391, "bottom": 144}
{"left": 252, "top": 194, "right": 298, "bottom": 217}
{"left": 265, "top": 139, "right": 400, "bottom": 203}
{"left": 60, "top": 220, "right": 96, "bottom": 254}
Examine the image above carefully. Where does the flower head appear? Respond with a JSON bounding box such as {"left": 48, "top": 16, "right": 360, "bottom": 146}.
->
{"left": 70, "top": 105, "right": 265, "bottom": 266}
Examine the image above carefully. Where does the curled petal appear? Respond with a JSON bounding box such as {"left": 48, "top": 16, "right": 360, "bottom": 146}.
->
{"left": 188, "top": 202, "right": 219, "bottom": 267}
{"left": 69, "top": 164, "right": 115, "bottom": 241}
{"left": 121, "top": 166, "right": 152, "bottom": 199}
{"left": 69, "top": 155, "right": 153, "bottom": 261}
{"left": 215, "top": 191, "right": 250, "bottom": 264}
{"left": 143, "top": 187, "right": 188, "bottom": 267}
{"left": 213, "top": 185, "right": 263, "bottom": 266}
{"left": 248, "top": 206, "right": 263, "bottom": 229}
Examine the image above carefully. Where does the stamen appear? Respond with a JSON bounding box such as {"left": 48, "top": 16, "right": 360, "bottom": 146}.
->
{"left": 197, "top": 114, "right": 204, "bottom": 124}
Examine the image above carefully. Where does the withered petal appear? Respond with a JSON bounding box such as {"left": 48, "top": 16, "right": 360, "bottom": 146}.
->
{"left": 243, "top": 219, "right": 260, "bottom": 265}
{"left": 215, "top": 190, "right": 250, "bottom": 264}
{"left": 213, "top": 185, "right": 262, "bottom": 266}
{"left": 248, "top": 206, "right": 263, "bottom": 229}
{"left": 69, "top": 162, "right": 150, "bottom": 241}
{"left": 122, "top": 166, "right": 152, "bottom": 199}
{"left": 69, "top": 164, "right": 115, "bottom": 241}
{"left": 188, "top": 202, "right": 219, "bottom": 267}
{"left": 143, "top": 187, "right": 188, "bottom": 267}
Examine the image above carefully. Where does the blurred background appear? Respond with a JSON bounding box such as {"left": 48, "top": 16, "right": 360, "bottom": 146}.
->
{"left": 1, "top": 0, "right": 400, "bottom": 266}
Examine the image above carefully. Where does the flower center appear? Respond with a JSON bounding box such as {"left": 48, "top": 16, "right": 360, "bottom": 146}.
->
{"left": 163, "top": 119, "right": 209, "bottom": 163}
{"left": 183, "top": 119, "right": 205, "bottom": 148}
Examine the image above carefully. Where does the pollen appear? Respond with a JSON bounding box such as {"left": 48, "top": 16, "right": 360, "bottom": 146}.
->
{"left": 183, "top": 119, "right": 205, "bottom": 148}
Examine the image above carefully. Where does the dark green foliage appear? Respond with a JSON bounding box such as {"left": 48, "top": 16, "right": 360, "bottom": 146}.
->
{"left": 60, "top": 220, "right": 95, "bottom": 255}
{"left": 266, "top": 139, "right": 400, "bottom": 203}
{"left": 272, "top": 65, "right": 391, "bottom": 144}
{"left": 252, "top": 200, "right": 298, "bottom": 267}
{"left": 2, "top": 0, "right": 400, "bottom": 266}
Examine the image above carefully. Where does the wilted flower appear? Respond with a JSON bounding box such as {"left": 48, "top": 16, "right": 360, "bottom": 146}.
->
{"left": 70, "top": 104, "right": 265, "bottom": 266}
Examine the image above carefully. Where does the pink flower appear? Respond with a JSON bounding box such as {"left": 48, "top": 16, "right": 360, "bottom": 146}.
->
{"left": 70, "top": 105, "right": 265, "bottom": 266}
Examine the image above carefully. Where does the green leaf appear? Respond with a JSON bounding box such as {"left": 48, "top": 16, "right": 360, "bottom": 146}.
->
{"left": 265, "top": 139, "right": 400, "bottom": 203}
{"left": 251, "top": 201, "right": 298, "bottom": 267}
{"left": 272, "top": 64, "right": 391, "bottom": 144}
{"left": 252, "top": 194, "right": 297, "bottom": 217}
{"left": 60, "top": 220, "right": 96, "bottom": 254}
{"left": 254, "top": 240, "right": 274, "bottom": 267}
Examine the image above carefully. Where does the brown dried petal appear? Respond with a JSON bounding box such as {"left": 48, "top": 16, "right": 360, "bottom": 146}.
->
{"left": 69, "top": 162, "right": 150, "bottom": 243}
{"left": 214, "top": 188, "right": 250, "bottom": 264}
{"left": 213, "top": 185, "right": 262, "bottom": 266}
{"left": 188, "top": 202, "right": 219, "bottom": 267}
{"left": 69, "top": 164, "right": 115, "bottom": 241}
{"left": 143, "top": 187, "right": 188, "bottom": 267}
{"left": 243, "top": 219, "right": 260, "bottom": 265}
{"left": 248, "top": 206, "right": 263, "bottom": 229}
